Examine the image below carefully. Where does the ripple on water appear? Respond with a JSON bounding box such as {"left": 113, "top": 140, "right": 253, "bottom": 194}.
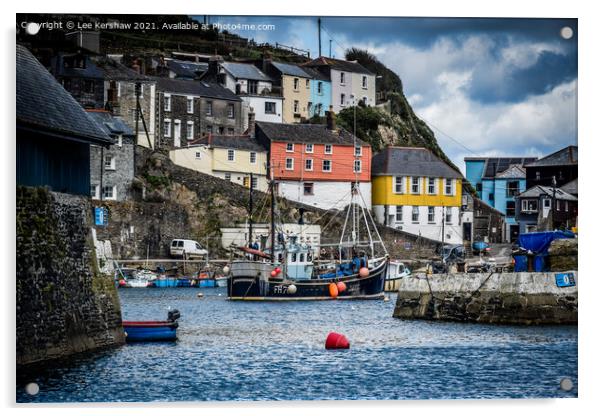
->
{"left": 17, "top": 287, "right": 578, "bottom": 402}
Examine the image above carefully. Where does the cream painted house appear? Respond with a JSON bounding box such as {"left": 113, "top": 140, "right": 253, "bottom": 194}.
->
{"left": 169, "top": 134, "right": 269, "bottom": 191}
{"left": 262, "top": 61, "right": 312, "bottom": 123}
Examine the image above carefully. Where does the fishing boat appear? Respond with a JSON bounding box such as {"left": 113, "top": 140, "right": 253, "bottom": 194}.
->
{"left": 227, "top": 146, "right": 388, "bottom": 300}
{"left": 384, "top": 261, "right": 412, "bottom": 292}
{"left": 126, "top": 269, "right": 158, "bottom": 288}
{"left": 215, "top": 275, "right": 229, "bottom": 287}
{"left": 123, "top": 309, "right": 180, "bottom": 342}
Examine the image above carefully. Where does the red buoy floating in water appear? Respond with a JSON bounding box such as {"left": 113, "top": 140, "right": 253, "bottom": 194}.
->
{"left": 336, "top": 281, "right": 346, "bottom": 293}
{"left": 328, "top": 283, "right": 339, "bottom": 298}
{"left": 325, "top": 332, "right": 350, "bottom": 350}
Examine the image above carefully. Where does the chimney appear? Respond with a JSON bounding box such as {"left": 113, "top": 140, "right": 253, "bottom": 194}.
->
{"left": 326, "top": 105, "right": 336, "bottom": 131}
{"left": 262, "top": 51, "right": 272, "bottom": 73}
{"left": 248, "top": 108, "right": 256, "bottom": 138}
{"left": 207, "top": 55, "right": 223, "bottom": 81}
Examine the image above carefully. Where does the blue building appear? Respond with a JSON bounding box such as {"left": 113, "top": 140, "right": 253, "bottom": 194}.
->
{"left": 302, "top": 67, "right": 331, "bottom": 118}
{"left": 465, "top": 157, "right": 537, "bottom": 242}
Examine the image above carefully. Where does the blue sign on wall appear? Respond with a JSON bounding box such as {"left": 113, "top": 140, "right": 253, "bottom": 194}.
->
{"left": 94, "top": 207, "right": 108, "bottom": 226}
{"left": 555, "top": 272, "right": 575, "bottom": 288}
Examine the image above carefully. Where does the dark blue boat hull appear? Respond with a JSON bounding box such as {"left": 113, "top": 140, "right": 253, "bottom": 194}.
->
{"left": 123, "top": 323, "right": 178, "bottom": 342}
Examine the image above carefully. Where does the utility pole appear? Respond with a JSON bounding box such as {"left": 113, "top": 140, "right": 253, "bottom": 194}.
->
{"left": 329, "top": 40, "right": 332, "bottom": 58}
{"left": 551, "top": 175, "right": 557, "bottom": 231}
{"left": 441, "top": 206, "right": 446, "bottom": 261}
{"left": 248, "top": 172, "right": 254, "bottom": 248}
{"left": 318, "top": 18, "right": 322, "bottom": 57}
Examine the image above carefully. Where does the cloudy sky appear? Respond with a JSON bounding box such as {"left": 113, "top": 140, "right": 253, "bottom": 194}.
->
{"left": 200, "top": 16, "right": 577, "bottom": 173}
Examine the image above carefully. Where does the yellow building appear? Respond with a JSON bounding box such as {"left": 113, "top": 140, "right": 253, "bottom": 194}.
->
{"left": 372, "top": 146, "right": 465, "bottom": 244}
{"left": 268, "top": 62, "right": 312, "bottom": 123}
{"left": 169, "top": 135, "right": 269, "bottom": 191}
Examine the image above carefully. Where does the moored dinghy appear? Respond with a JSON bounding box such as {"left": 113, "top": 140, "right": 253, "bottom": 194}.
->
{"left": 123, "top": 309, "right": 181, "bottom": 342}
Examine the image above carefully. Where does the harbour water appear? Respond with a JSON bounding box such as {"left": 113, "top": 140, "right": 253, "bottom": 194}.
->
{"left": 17, "top": 287, "right": 578, "bottom": 402}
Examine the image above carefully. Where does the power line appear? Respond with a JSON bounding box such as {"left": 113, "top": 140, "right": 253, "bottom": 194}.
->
{"left": 414, "top": 112, "right": 480, "bottom": 157}
{"left": 319, "top": 23, "right": 347, "bottom": 57}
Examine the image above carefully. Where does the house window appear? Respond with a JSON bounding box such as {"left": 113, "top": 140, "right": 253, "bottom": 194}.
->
{"left": 249, "top": 152, "right": 257, "bottom": 164}
{"left": 489, "top": 192, "right": 495, "bottom": 202}
{"left": 195, "top": 151, "right": 202, "bottom": 160}
{"left": 227, "top": 104, "right": 235, "bottom": 118}
{"left": 83, "top": 80, "right": 95, "bottom": 94}
{"left": 248, "top": 80, "right": 258, "bottom": 94}
{"left": 476, "top": 183, "right": 483, "bottom": 192}
{"left": 507, "top": 181, "right": 519, "bottom": 197}
{"left": 340, "top": 72, "right": 346, "bottom": 84}
{"left": 305, "top": 159, "right": 313, "bottom": 171}
{"left": 224, "top": 172, "right": 231, "bottom": 181}
{"left": 521, "top": 199, "right": 538, "bottom": 212}
{"left": 305, "top": 144, "right": 314, "bottom": 153}
{"left": 219, "top": 127, "right": 225, "bottom": 134}
{"left": 324, "top": 144, "right": 332, "bottom": 154}
{"left": 174, "top": 120, "right": 181, "bottom": 143}
{"left": 536, "top": 171, "right": 541, "bottom": 181}
{"left": 117, "top": 82, "right": 121, "bottom": 98}
{"left": 227, "top": 128, "right": 235, "bottom": 135}
{"left": 362, "top": 75, "right": 367, "bottom": 88}
{"left": 354, "top": 146, "right": 362, "bottom": 156}
{"left": 293, "top": 100, "right": 300, "bottom": 114}
{"left": 286, "top": 143, "right": 294, "bottom": 152}
{"left": 186, "top": 97, "right": 194, "bottom": 114}
{"left": 428, "top": 206, "right": 435, "bottom": 223}
{"left": 556, "top": 200, "right": 562, "bottom": 211}
{"left": 565, "top": 200, "right": 569, "bottom": 212}
{"left": 102, "top": 186, "right": 116, "bottom": 200}
{"left": 340, "top": 94, "right": 345, "bottom": 106}
{"left": 543, "top": 198, "right": 551, "bottom": 208}
{"left": 506, "top": 201, "right": 516, "bottom": 217}
{"left": 411, "top": 206, "right": 419, "bottom": 223}
{"left": 428, "top": 178, "right": 436, "bottom": 195}
{"left": 117, "top": 135, "right": 123, "bottom": 147}
{"left": 227, "top": 149, "right": 235, "bottom": 161}
{"left": 187, "top": 121, "right": 194, "bottom": 140}
{"left": 411, "top": 177, "right": 420, "bottom": 194}
{"left": 354, "top": 160, "right": 362, "bottom": 173}
{"left": 317, "top": 81, "right": 323, "bottom": 94}
{"left": 90, "top": 184, "right": 99, "bottom": 199}
{"left": 303, "top": 183, "right": 314, "bottom": 195}
{"left": 293, "top": 78, "right": 299, "bottom": 90}
{"left": 444, "top": 179, "right": 453, "bottom": 195}
{"left": 446, "top": 207, "right": 453, "bottom": 224}
{"left": 394, "top": 176, "right": 404, "bottom": 194}
{"left": 285, "top": 158, "right": 294, "bottom": 170}
{"left": 251, "top": 177, "right": 258, "bottom": 190}
{"left": 305, "top": 79, "right": 310, "bottom": 88}
{"left": 163, "top": 119, "right": 171, "bottom": 137}
{"left": 164, "top": 94, "right": 171, "bottom": 112}
{"left": 322, "top": 160, "right": 332, "bottom": 172}
{"left": 265, "top": 102, "right": 276, "bottom": 114}
{"left": 395, "top": 206, "right": 403, "bottom": 222}
{"left": 243, "top": 176, "right": 250, "bottom": 188}
{"left": 206, "top": 101, "right": 213, "bottom": 116}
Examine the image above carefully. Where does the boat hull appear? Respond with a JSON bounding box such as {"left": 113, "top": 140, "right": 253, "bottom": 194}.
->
{"left": 123, "top": 321, "right": 178, "bottom": 342}
{"left": 227, "top": 258, "right": 388, "bottom": 301}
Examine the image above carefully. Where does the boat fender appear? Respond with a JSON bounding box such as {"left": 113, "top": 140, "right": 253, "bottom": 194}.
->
{"left": 270, "top": 270, "right": 277, "bottom": 277}
{"left": 197, "top": 292, "right": 204, "bottom": 298}
{"left": 223, "top": 265, "right": 230, "bottom": 274}
{"left": 359, "top": 267, "right": 369, "bottom": 278}
{"left": 336, "top": 281, "right": 346, "bottom": 293}
{"left": 325, "top": 332, "right": 350, "bottom": 350}
{"left": 329, "top": 283, "right": 338, "bottom": 298}
{"left": 287, "top": 284, "right": 297, "bottom": 294}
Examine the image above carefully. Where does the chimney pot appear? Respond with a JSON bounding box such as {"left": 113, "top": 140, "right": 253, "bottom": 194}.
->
{"left": 248, "top": 108, "right": 256, "bottom": 138}
{"left": 326, "top": 106, "right": 336, "bottom": 131}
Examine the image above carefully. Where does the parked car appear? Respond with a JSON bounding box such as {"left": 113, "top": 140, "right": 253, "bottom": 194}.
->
{"left": 170, "top": 239, "right": 208, "bottom": 259}
{"left": 472, "top": 241, "right": 491, "bottom": 256}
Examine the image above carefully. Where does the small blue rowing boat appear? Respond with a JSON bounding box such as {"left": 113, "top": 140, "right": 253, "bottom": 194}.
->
{"left": 123, "top": 310, "right": 180, "bottom": 342}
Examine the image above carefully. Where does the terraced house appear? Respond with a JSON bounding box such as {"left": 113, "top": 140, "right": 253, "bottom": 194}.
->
{"left": 261, "top": 60, "right": 312, "bottom": 123}
{"left": 372, "top": 147, "right": 464, "bottom": 244}
{"left": 255, "top": 111, "right": 372, "bottom": 210}
{"left": 155, "top": 78, "right": 243, "bottom": 149}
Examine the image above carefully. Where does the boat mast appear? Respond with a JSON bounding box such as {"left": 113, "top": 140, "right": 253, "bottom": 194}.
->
{"left": 270, "top": 176, "right": 276, "bottom": 262}
{"left": 248, "top": 172, "right": 253, "bottom": 248}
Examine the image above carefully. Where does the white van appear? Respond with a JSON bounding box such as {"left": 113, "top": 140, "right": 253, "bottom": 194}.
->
{"left": 170, "top": 239, "right": 208, "bottom": 259}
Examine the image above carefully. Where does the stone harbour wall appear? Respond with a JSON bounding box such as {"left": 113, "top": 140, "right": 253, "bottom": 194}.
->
{"left": 393, "top": 271, "right": 578, "bottom": 325}
{"left": 17, "top": 187, "right": 125, "bottom": 366}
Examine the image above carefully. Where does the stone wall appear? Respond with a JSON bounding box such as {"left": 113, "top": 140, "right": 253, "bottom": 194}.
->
{"left": 393, "top": 271, "right": 578, "bottom": 325}
{"left": 17, "top": 187, "right": 125, "bottom": 366}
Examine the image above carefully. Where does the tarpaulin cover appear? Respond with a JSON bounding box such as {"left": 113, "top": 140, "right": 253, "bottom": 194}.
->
{"left": 517, "top": 230, "right": 575, "bottom": 255}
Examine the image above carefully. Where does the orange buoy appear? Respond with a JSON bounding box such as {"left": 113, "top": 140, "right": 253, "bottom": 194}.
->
{"left": 270, "top": 270, "right": 277, "bottom": 277}
{"left": 359, "top": 267, "right": 369, "bottom": 278}
{"left": 325, "top": 332, "right": 350, "bottom": 349}
{"left": 336, "top": 281, "right": 346, "bottom": 293}
{"left": 329, "top": 282, "right": 339, "bottom": 298}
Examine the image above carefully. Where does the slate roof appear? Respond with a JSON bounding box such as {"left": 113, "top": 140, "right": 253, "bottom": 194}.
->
{"left": 518, "top": 185, "right": 577, "bottom": 201}
{"left": 256, "top": 121, "right": 366, "bottom": 146}
{"left": 95, "top": 57, "right": 151, "bottom": 81}
{"left": 525, "top": 145, "right": 578, "bottom": 167}
{"left": 465, "top": 157, "right": 538, "bottom": 178}
{"left": 372, "top": 147, "right": 463, "bottom": 178}
{"left": 560, "top": 178, "right": 578, "bottom": 195}
{"left": 167, "top": 59, "right": 208, "bottom": 78}
{"left": 16, "top": 45, "right": 113, "bottom": 145}
{"left": 189, "top": 135, "right": 267, "bottom": 152}
{"left": 304, "top": 56, "right": 374, "bottom": 75}
{"left": 51, "top": 53, "right": 105, "bottom": 79}
{"left": 301, "top": 66, "right": 330, "bottom": 82}
{"left": 221, "top": 62, "right": 272, "bottom": 82}
{"left": 495, "top": 164, "right": 526, "bottom": 179}
{"left": 270, "top": 62, "right": 311, "bottom": 78}
{"left": 155, "top": 78, "right": 241, "bottom": 101}
{"left": 86, "top": 110, "right": 135, "bottom": 137}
